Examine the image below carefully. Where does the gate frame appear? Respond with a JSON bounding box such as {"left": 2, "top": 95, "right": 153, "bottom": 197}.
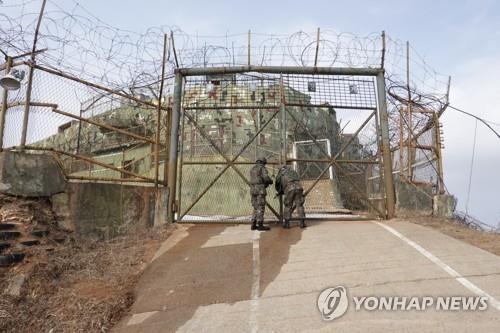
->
{"left": 167, "top": 66, "right": 396, "bottom": 223}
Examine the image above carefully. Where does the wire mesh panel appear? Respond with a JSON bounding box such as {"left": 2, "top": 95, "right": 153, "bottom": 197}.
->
{"left": 1, "top": 64, "right": 169, "bottom": 185}
{"left": 176, "top": 70, "right": 387, "bottom": 222}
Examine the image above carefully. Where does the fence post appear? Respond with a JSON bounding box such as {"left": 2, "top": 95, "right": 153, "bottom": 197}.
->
{"left": 155, "top": 33, "right": 168, "bottom": 189}
{"left": 376, "top": 71, "right": 396, "bottom": 218}
{"left": 0, "top": 56, "right": 12, "bottom": 150}
{"left": 167, "top": 72, "right": 183, "bottom": 223}
{"left": 20, "top": 0, "right": 47, "bottom": 149}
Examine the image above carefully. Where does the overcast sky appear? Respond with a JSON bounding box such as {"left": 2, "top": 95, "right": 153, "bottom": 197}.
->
{"left": 3, "top": 0, "right": 500, "bottom": 227}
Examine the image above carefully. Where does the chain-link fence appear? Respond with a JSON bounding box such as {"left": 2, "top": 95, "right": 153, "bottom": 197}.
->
{"left": 173, "top": 68, "right": 391, "bottom": 223}
{"left": 1, "top": 63, "right": 171, "bottom": 186}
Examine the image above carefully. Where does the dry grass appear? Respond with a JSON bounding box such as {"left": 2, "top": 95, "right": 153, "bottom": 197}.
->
{"left": 0, "top": 227, "right": 172, "bottom": 333}
{"left": 409, "top": 216, "right": 500, "bottom": 256}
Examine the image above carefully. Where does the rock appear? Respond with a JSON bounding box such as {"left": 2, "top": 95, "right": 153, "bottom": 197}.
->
{"left": 4, "top": 273, "right": 27, "bottom": 297}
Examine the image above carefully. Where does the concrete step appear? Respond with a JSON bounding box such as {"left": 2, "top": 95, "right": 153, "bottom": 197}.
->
{"left": 0, "top": 223, "right": 17, "bottom": 230}
{"left": 0, "top": 242, "right": 11, "bottom": 252}
{"left": 0, "top": 231, "right": 21, "bottom": 240}
{"left": 20, "top": 239, "right": 40, "bottom": 247}
{"left": 31, "top": 230, "right": 50, "bottom": 237}
{"left": 0, "top": 253, "right": 25, "bottom": 266}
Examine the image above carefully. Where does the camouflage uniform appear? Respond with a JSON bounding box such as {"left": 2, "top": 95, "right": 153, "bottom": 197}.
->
{"left": 275, "top": 166, "right": 306, "bottom": 229}
{"left": 250, "top": 158, "right": 273, "bottom": 231}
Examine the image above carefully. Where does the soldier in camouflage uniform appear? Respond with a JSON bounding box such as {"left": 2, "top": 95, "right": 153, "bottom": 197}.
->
{"left": 250, "top": 157, "right": 273, "bottom": 231}
{"left": 275, "top": 165, "right": 306, "bottom": 229}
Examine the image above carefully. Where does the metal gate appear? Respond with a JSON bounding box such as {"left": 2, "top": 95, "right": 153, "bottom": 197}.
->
{"left": 166, "top": 66, "right": 395, "bottom": 223}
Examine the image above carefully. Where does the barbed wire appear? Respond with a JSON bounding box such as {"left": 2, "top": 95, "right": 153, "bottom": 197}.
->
{"left": 1, "top": 0, "right": 449, "bottom": 104}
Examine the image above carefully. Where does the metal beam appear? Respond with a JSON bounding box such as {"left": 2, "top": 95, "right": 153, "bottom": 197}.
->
{"left": 376, "top": 71, "right": 396, "bottom": 218}
{"left": 177, "top": 66, "right": 383, "bottom": 77}
{"left": 52, "top": 108, "right": 156, "bottom": 144}
{"left": 167, "top": 72, "right": 183, "bottom": 223}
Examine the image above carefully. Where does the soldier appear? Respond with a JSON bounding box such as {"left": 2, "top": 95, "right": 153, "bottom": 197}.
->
{"left": 275, "top": 165, "right": 306, "bottom": 229}
{"left": 250, "top": 157, "right": 273, "bottom": 231}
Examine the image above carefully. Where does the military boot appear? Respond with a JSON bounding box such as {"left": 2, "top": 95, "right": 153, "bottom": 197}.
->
{"left": 300, "top": 219, "right": 307, "bottom": 229}
{"left": 257, "top": 221, "right": 270, "bottom": 231}
{"left": 283, "top": 219, "right": 290, "bottom": 229}
{"left": 251, "top": 219, "right": 258, "bottom": 230}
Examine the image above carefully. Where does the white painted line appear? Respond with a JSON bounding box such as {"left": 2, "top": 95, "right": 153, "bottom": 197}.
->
{"left": 127, "top": 311, "right": 158, "bottom": 326}
{"left": 376, "top": 222, "right": 500, "bottom": 311}
{"left": 250, "top": 230, "right": 260, "bottom": 333}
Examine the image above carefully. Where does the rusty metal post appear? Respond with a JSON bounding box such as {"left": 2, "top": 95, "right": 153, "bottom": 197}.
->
{"left": 376, "top": 71, "right": 396, "bottom": 219}
{"left": 20, "top": 63, "right": 35, "bottom": 149}
{"left": 0, "top": 56, "right": 12, "bottom": 150}
{"left": 399, "top": 108, "right": 404, "bottom": 177}
{"left": 247, "top": 30, "right": 251, "bottom": 66}
{"left": 380, "top": 31, "right": 386, "bottom": 69}
{"left": 406, "top": 41, "right": 413, "bottom": 180}
{"left": 155, "top": 34, "right": 168, "bottom": 189}
{"left": 176, "top": 101, "right": 186, "bottom": 217}
{"left": 20, "top": 0, "right": 47, "bottom": 149}
{"left": 314, "top": 27, "right": 320, "bottom": 67}
{"left": 434, "top": 112, "right": 445, "bottom": 194}
{"left": 167, "top": 72, "right": 183, "bottom": 223}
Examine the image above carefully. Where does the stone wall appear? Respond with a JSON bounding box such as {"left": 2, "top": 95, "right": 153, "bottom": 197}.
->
{"left": 0, "top": 151, "right": 66, "bottom": 197}
{"left": 52, "top": 183, "right": 159, "bottom": 237}
{"left": 0, "top": 151, "right": 166, "bottom": 238}
{"left": 395, "top": 180, "right": 434, "bottom": 215}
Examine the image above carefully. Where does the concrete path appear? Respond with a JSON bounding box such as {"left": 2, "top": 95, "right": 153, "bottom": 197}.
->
{"left": 113, "top": 220, "right": 500, "bottom": 332}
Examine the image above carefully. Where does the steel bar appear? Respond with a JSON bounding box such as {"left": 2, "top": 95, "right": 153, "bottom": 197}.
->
{"left": 167, "top": 73, "right": 183, "bottom": 223}
{"left": 52, "top": 108, "right": 155, "bottom": 144}
{"left": 177, "top": 88, "right": 187, "bottom": 218}
{"left": 288, "top": 158, "right": 379, "bottom": 164}
{"left": 177, "top": 66, "right": 383, "bottom": 77}
{"left": 67, "top": 175, "right": 155, "bottom": 183}
{"left": 406, "top": 41, "right": 414, "bottom": 180}
{"left": 170, "top": 31, "right": 179, "bottom": 68}
{"left": 182, "top": 160, "right": 280, "bottom": 165}
{"left": 381, "top": 31, "right": 386, "bottom": 69}
{"left": 434, "top": 112, "right": 445, "bottom": 194}
{"left": 314, "top": 28, "right": 320, "bottom": 67}
{"left": 20, "top": 0, "right": 47, "bottom": 149}
{"left": 164, "top": 105, "right": 172, "bottom": 186}
{"left": 177, "top": 216, "right": 374, "bottom": 224}
{"left": 184, "top": 105, "right": 279, "bottom": 110}
{"left": 7, "top": 101, "right": 58, "bottom": 109}
{"left": 285, "top": 103, "right": 376, "bottom": 111}
{"left": 0, "top": 56, "right": 12, "bottom": 150}
{"left": 22, "top": 146, "right": 154, "bottom": 181}
{"left": 11, "top": 48, "right": 47, "bottom": 60}
{"left": 247, "top": 30, "right": 251, "bottom": 66}
{"left": 376, "top": 71, "right": 396, "bottom": 218}
{"left": 155, "top": 34, "right": 168, "bottom": 190}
